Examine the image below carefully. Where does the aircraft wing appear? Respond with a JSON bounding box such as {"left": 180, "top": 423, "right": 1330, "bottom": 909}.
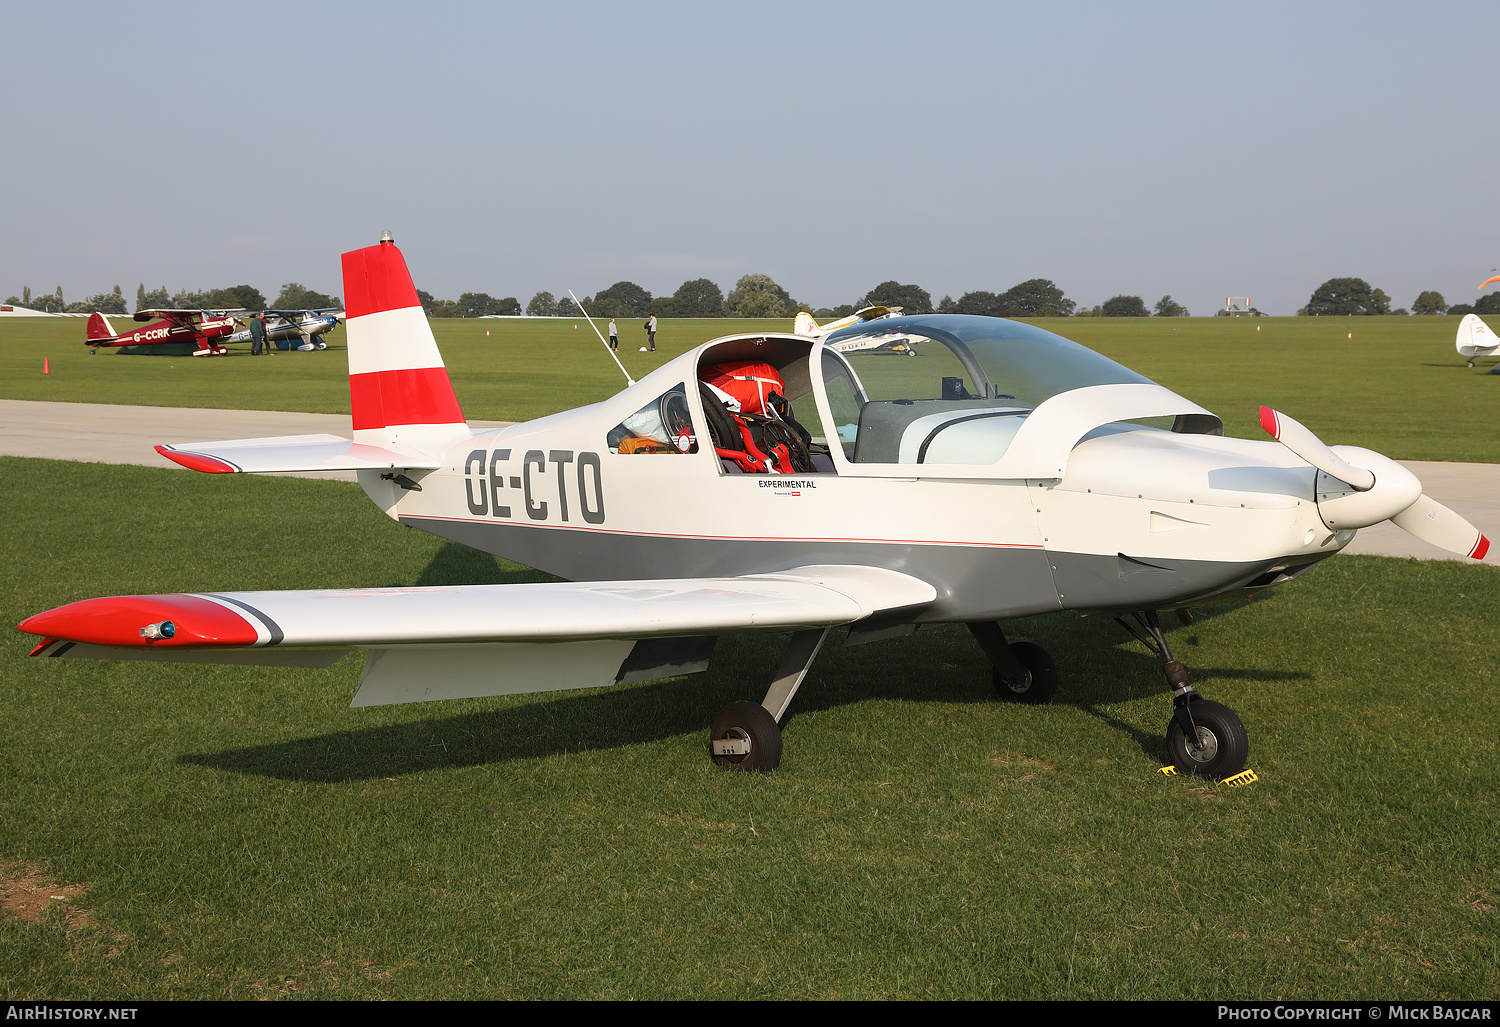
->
{"left": 154, "top": 434, "right": 442, "bottom": 473}
{"left": 20, "top": 566, "right": 937, "bottom": 707}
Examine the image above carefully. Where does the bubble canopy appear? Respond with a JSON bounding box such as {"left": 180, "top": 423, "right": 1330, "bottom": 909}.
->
{"left": 822, "top": 313, "right": 1155, "bottom": 409}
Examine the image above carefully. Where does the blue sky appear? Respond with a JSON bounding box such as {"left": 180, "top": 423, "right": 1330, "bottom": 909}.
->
{"left": 3, "top": 0, "right": 1495, "bottom": 314}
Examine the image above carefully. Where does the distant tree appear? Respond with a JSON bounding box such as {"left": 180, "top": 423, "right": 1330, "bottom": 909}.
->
{"left": 1074, "top": 305, "right": 1103, "bottom": 317}
{"left": 526, "top": 291, "right": 556, "bottom": 316}
{"left": 24, "top": 286, "right": 32, "bottom": 307}
{"left": 593, "top": 281, "right": 653, "bottom": 318}
{"left": 1411, "top": 290, "right": 1447, "bottom": 315}
{"left": 273, "top": 282, "right": 339, "bottom": 310}
{"left": 937, "top": 295, "right": 958, "bottom": 313}
{"left": 1153, "top": 295, "right": 1189, "bottom": 317}
{"left": 453, "top": 292, "right": 493, "bottom": 318}
{"left": 952, "top": 290, "right": 1006, "bottom": 316}
{"left": 487, "top": 296, "right": 521, "bottom": 316}
{"left": 724, "top": 273, "right": 800, "bottom": 318}
{"left": 999, "top": 278, "right": 1075, "bottom": 317}
{"left": 554, "top": 293, "right": 581, "bottom": 317}
{"left": 1303, "top": 278, "right": 1390, "bottom": 316}
{"left": 859, "top": 281, "right": 931, "bottom": 313}
{"left": 208, "top": 284, "right": 267, "bottom": 311}
{"left": 428, "top": 299, "right": 458, "bottom": 318}
{"left": 66, "top": 285, "right": 127, "bottom": 314}
{"left": 2, "top": 295, "right": 18, "bottom": 306}
{"left": 416, "top": 289, "right": 436, "bottom": 315}
{"left": 137, "top": 286, "right": 169, "bottom": 312}
{"left": 669, "top": 278, "right": 724, "bottom": 317}
{"left": 828, "top": 304, "right": 856, "bottom": 318}
{"left": 30, "top": 287, "right": 64, "bottom": 313}
{"left": 1475, "top": 292, "right": 1500, "bottom": 315}
{"left": 1101, "top": 295, "right": 1150, "bottom": 317}
{"left": 1448, "top": 303, "right": 1476, "bottom": 316}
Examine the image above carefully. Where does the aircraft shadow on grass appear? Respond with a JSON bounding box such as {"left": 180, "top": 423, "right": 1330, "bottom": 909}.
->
{"left": 180, "top": 552, "right": 1310, "bottom": 782}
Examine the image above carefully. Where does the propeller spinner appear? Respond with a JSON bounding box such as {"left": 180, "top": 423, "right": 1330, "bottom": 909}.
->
{"left": 1260, "top": 407, "right": 1489, "bottom": 560}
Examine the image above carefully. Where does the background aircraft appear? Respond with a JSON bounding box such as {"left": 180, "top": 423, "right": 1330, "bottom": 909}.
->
{"left": 24, "top": 235, "right": 1489, "bottom": 783}
{"left": 795, "top": 305, "right": 918, "bottom": 356}
{"left": 85, "top": 309, "right": 241, "bottom": 356}
{"left": 222, "top": 309, "right": 342, "bottom": 351}
{"left": 1455, "top": 312, "right": 1500, "bottom": 367}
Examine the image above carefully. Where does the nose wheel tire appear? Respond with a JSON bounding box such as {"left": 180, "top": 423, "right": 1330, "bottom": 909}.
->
{"left": 993, "top": 641, "right": 1058, "bottom": 704}
{"left": 709, "top": 701, "right": 782, "bottom": 772}
{"left": 1165, "top": 700, "right": 1248, "bottom": 779}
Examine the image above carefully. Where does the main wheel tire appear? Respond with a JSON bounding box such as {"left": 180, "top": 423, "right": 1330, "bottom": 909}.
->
{"left": 709, "top": 701, "right": 783, "bottom": 772}
{"left": 1165, "top": 700, "right": 1248, "bottom": 779}
{"left": 992, "top": 641, "right": 1058, "bottom": 704}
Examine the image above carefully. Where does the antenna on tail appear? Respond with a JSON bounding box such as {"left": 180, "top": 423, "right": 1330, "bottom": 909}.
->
{"left": 569, "top": 289, "right": 635, "bottom": 387}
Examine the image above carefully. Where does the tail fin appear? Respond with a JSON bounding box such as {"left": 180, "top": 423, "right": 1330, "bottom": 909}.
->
{"left": 1457, "top": 312, "right": 1499, "bottom": 357}
{"left": 341, "top": 235, "right": 470, "bottom": 451}
{"left": 86, "top": 312, "right": 117, "bottom": 342}
{"left": 793, "top": 311, "right": 820, "bottom": 337}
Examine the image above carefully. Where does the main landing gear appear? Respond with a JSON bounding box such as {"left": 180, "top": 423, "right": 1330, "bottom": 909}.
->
{"left": 967, "top": 622, "right": 1058, "bottom": 704}
{"left": 1116, "top": 610, "right": 1248, "bottom": 779}
{"left": 708, "top": 627, "right": 829, "bottom": 772}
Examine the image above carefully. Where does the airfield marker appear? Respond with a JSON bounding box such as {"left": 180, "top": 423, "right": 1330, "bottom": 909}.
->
{"left": 42, "top": 357, "right": 49, "bottom": 374}
{"left": 1348, "top": 331, "right": 1353, "bottom": 339}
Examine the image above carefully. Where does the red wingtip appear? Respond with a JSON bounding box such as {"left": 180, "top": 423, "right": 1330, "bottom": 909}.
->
{"left": 19, "top": 595, "right": 259, "bottom": 648}
{"left": 1470, "top": 535, "right": 1490, "bottom": 561}
{"left": 1258, "top": 406, "right": 1279, "bottom": 439}
{"left": 156, "top": 445, "right": 237, "bottom": 473}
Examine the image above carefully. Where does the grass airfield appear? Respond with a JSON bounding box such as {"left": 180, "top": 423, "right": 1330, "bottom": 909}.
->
{"left": 1, "top": 314, "right": 1498, "bottom": 999}
{"left": 3, "top": 313, "right": 1498, "bottom": 460}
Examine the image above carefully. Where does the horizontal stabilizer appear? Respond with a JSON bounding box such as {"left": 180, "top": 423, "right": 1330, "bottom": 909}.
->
{"left": 155, "top": 434, "right": 444, "bottom": 474}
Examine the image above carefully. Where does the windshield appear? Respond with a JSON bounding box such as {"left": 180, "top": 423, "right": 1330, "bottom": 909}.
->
{"left": 823, "top": 314, "right": 1154, "bottom": 407}
{"left": 821, "top": 314, "right": 1158, "bottom": 465}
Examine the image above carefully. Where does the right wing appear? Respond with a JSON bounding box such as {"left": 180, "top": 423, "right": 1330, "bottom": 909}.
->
{"left": 20, "top": 566, "right": 937, "bottom": 707}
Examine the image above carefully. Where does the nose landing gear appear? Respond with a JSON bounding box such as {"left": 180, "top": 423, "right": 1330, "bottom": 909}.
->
{"left": 1116, "top": 610, "right": 1248, "bottom": 779}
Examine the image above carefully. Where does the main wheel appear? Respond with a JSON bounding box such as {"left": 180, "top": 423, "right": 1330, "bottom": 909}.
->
{"left": 992, "top": 641, "right": 1058, "bottom": 704}
{"left": 1165, "top": 700, "right": 1248, "bottom": 779}
{"left": 709, "top": 701, "right": 782, "bottom": 772}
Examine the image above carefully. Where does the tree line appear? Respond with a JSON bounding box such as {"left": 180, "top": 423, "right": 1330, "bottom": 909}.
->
{"left": 13, "top": 272, "right": 1492, "bottom": 320}
{"left": 1297, "top": 278, "right": 1497, "bottom": 316}
{"left": 4, "top": 282, "right": 338, "bottom": 314}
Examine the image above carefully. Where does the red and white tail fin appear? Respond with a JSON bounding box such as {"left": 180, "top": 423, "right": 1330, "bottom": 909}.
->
{"left": 86, "top": 312, "right": 118, "bottom": 342}
{"left": 341, "top": 234, "right": 471, "bottom": 452}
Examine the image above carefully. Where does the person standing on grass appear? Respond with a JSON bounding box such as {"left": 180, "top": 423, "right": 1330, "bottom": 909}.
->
{"left": 249, "top": 312, "right": 266, "bottom": 356}
{"left": 608, "top": 317, "right": 618, "bottom": 350}
{"left": 645, "top": 312, "right": 657, "bottom": 352}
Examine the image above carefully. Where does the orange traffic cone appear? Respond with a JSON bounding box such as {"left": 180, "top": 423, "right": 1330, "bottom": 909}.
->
{"left": 485, "top": 330, "right": 490, "bottom": 337}
{"left": 43, "top": 357, "right": 49, "bottom": 374}
{"left": 1255, "top": 325, "right": 1261, "bottom": 333}
{"left": 1347, "top": 331, "right": 1352, "bottom": 339}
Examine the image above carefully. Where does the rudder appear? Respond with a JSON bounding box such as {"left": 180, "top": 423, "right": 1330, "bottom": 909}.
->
{"left": 86, "top": 312, "right": 117, "bottom": 342}
{"left": 341, "top": 233, "right": 470, "bottom": 450}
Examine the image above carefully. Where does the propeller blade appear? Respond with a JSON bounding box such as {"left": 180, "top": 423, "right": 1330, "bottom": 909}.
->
{"left": 1391, "top": 494, "right": 1490, "bottom": 560}
{"left": 1259, "top": 407, "right": 1375, "bottom": 491}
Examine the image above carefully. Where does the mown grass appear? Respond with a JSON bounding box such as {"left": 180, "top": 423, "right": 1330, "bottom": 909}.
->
{"left": 2, "top": 458, "right": 1497, "bottom": 998}
{"left": 3, "top": 314, "right": 1498, "bottom": 460}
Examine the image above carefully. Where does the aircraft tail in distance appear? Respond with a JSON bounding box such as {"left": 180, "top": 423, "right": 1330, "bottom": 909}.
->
{"left": 85, "top": 312, "right": 118, "bottom": 342}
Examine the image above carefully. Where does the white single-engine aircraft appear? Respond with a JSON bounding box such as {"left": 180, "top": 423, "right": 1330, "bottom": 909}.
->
{"left": 1455, "top": 312, "right": 1500, "bottom": 367}
{"left": 19, "top": 234, "right": 1492, "bottom": 780}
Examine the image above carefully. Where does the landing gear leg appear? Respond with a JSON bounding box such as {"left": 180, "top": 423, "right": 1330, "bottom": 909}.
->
{"left": 968, "top": 622, "right": 1058, "bottom": 703}
{"left": 1116, "top": 610, "right": 1247, "bottom": 779}
{"left": 709, "top": 627, "right": 829, "bottom": 772}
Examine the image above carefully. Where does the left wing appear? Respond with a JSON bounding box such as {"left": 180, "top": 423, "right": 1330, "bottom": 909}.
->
{"left": 20, "top": 566, "right": 937, "bottom": 707}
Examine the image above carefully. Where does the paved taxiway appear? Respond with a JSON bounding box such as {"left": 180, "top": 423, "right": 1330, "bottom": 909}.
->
{"left": 1, "top": 399, "right": 1494, "bottom": 565}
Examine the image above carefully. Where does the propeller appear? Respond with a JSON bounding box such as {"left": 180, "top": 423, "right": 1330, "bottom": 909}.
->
{"left": 1260, "top": 406, "right": 1489, "bottom": 560}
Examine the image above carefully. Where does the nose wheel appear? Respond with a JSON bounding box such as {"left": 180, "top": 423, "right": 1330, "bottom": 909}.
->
{"left": 1164, "top": 700, "right": 1248, "bottom": 779}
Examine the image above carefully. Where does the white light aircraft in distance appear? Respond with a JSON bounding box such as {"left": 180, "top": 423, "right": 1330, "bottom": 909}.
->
{"left": 796, "top": 306, "right": 918, "bottom": 356}
{"left": 20, "top": 234, "right": 1492, "bottom": 780}
{"left": 1455, "top": 312, "right": 1500, "bottom": 367}
{"left": 223, "top": 308, "right": 343, "bottom": 351}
